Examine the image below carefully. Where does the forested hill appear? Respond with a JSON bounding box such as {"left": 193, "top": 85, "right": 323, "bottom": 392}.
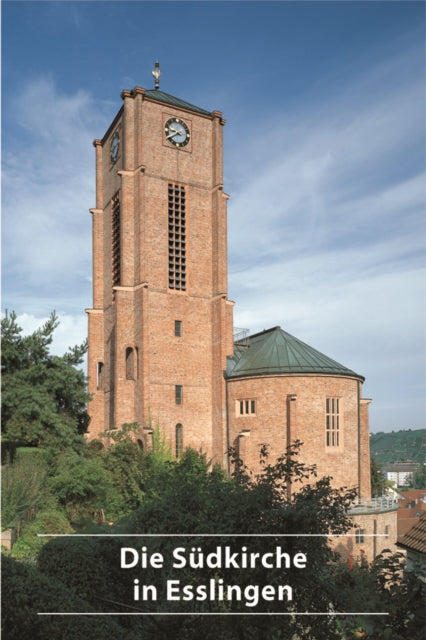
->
{"left": 370, "top": 429, "right": 426, "bottom": 465}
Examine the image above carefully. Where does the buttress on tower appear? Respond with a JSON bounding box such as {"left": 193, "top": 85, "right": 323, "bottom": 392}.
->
{"left": 86, "top": 84, "right": 234, "bottom": 465}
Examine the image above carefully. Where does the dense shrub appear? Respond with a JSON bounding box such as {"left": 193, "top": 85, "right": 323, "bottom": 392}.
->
{"left": 2, "top": 554, "right": 139, "bottom": 640}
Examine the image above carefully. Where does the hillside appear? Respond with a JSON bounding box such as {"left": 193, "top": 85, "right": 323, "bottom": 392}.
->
{"left": 370, "top": 428, "right": 426, "bottom": 466}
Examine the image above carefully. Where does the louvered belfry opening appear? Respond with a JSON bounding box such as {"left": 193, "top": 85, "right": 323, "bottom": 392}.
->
{"left": 112, "top": 192, "right": 121, "bottom": 294}
{"left": 168, "top": 184, "right": 186, "bottom": 291}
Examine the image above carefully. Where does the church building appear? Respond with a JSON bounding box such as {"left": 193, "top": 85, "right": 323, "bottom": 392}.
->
{"left": 86, "top": 66, "right": 397, "bottom": 559}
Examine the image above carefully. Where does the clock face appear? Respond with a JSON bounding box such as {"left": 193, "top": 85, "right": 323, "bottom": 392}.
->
{"left": 164, "top": 117, "right": 190, "bottom": 148}
{"left": 110, "top": 131, "right": 120, "bottom": 162}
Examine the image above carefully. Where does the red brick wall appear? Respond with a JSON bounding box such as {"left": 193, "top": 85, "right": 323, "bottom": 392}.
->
{"left": 333, "top": 510, "right": 398, "bottom": 563}
{"left": 86, "top": 86, "right": 372, "bottom": 510}
{"left": 86, "top": 88, "right": 234, "bottom": 465}
{"left": 227, "top": 374, "right": 371, "bottom": 498}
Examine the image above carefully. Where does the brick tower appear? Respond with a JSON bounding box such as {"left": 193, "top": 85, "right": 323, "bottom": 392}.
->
{"left": 86, "top": 71, "right": 234, "bottom": 464}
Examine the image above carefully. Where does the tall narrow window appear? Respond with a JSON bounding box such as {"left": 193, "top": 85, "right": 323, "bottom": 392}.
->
{"left": 326, "top": 397, "right": 340, "bottom": 446}
{"left": 175, "top": 320, "right": 182, "bottom": 337}
{"left": 175, "top": 423, "right": 183, "bottom": 458}
{"left": 111, "top": 192, "right": 121, "bottom": 290}
{"left": 96, "top": 362, "right": 103, "bottom": 390}
{"left": 135, "top": 347, "right": 139, "bottom": 379}
{"left": 175, "top": 385, "right": 183, "bottom": 405}
{"left": 126, "top": 347, "right": 134, "bottom": 380}
{"left": 355, "top": 529, "right": 365, "bottom": 544}
{"left": 168, "top": 184, "right": 186, "bottom": 290}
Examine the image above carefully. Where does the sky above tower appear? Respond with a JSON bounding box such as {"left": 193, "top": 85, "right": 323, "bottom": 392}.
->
{"left": 2, "top": 1, "right": 425, "bottom": 433}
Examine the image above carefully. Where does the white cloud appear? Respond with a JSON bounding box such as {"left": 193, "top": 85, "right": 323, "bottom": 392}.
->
{"left": 227, "top": 47, "right": 425, "bottom": 431}
{"left": 2, "top": 77, "right": 110, "bottom": 313}
{"left": 2, "top": 42, "right": 424, "bottom": 431}
{"left": 12, "top": 312, "right": 88, "bottom": 370}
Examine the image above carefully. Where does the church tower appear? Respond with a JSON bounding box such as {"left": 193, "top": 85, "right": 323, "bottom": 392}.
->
{"left": 86, "top": 66, "right": 234, "bottom": 464}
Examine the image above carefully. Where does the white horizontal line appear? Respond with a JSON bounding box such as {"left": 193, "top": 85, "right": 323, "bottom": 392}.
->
{"left": 37, "top": 533, "right": 388, "bottom": 538}
{"left": 37, "top": 612, "right": 389, "bottom": 616}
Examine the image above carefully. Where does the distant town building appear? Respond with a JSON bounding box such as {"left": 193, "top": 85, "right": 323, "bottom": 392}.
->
{"left": 384, "top": 461, "right": 420, "bottom": 487}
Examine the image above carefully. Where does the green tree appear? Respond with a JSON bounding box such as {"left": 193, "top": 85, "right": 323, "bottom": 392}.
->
{"left": 331, "top": 548, "right": 425, "bottom": 639}
{"left": 1, "top": 450, "right": 47, "bottom": 530}
{"left": 413, "top": 465, "right": 426, "bottom": 489}
{"left": 94, "top": 422, "right": 174, "bottom": 519}
{"left": 2, "top": 555, "right": 139, "bottom": 640}
{"left": 48, "top": 451, "right": 116, "bottom": 523}
{"left": 38, "top": 444, "right": 360, "bottom": 639}
{"left": 370, "top": 456, "right": 389, "bottom": 496}
{"left": 9, "top": 443, "right": 425, "bottom": 639}
{"left": 1, "top": 311, "right": 90, "bottom": 452}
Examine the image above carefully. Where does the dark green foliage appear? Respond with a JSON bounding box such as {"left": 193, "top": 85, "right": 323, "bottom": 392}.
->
{"left": 10, "top": 506, "right": 72, "bottom": 561}
{"left": 1, "top": 554, "right": 139, "bottom": 640}
{"left": 370, "top": 457, "right": 389, "bottom": 496}
{"left": 48, "top": 451, "right": 116, "bottom": 521}
{"left": 332, "top": 549, "right": 426, "bottom": 640}
{"left": 99, "top": 424, "right": 146, "bottom": 517}
{"left": 32, "top": 444, "right": 359, "bottom": 639}
{"left": 413, "top": 465, "right": 426, "bottom": 489}
{"left": 370, "top": 429, "right": 426, "bottom": 466}
{"left": 4, "top": 444, "right": 425, "bottom": 639}
{"left": 38, "top": 536, "right": 112, "bottom": 602}
{"left": 1, "top": 450, "right": 47, "bottom": 529}
{"left": 1, "top": 311, "right": 90, "bottom": 452}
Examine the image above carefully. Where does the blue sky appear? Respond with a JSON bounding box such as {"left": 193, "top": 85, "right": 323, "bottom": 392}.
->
{"left": 2, "top": 1, "right": 425, "bottom": 432}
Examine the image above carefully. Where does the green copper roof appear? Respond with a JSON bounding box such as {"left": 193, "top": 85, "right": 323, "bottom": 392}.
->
{"left": 144, "top": 89, "right": 213, "bottom": 116}
{"left": 226, "top": 326, "right": 364, "bottom": 380}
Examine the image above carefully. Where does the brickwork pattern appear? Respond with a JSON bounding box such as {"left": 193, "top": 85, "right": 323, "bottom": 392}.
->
{"left": 86, "top": 89, "right": 233, "bottom": 466}
{"left": 227, "top": 374, "right": 371, "bottom": 497}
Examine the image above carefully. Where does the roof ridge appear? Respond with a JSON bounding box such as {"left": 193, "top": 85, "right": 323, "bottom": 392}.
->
{"left": 144, "top": 89, "right": 213, "bottom": 116}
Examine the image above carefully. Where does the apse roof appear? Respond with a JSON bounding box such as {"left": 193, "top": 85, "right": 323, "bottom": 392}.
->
{"left": 226, "top": 326, "right": 364, "bottom": 381}
{"left": 144, "top": 89, "right": 213, "bottom": 116}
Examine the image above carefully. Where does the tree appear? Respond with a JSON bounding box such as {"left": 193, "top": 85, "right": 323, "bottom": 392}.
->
{"left": 48, "top": 451, "right": 116, "bottom": 523}
{"left": 37, "top": 444, "right": 360, "bottom": 639}
{"left": 2, "top": 555, "right": 139, "bottom": 640}
{"left": 413, "top": 465, "right": 426, "bottom": 489}
{"left": 8, "top": 443, "right": 423, "bottom": 639}
{"left": 1, "top": 450, "right": 47, "bottom": 530}
{"left": 331, "top": 548, "right": 425, "bottom": 639}
{"left": 370, "top": 457, "right": 389, "bottom": 496}
{"left": 1, "top": 311, "right": 90, "bottom": 452}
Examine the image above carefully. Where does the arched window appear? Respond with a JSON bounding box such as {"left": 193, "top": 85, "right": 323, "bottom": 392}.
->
{"left": 126, "top": 347, "right": 134, "bottom": 380}
{"left": 137, "top": 439, "right": 144, "bottom": 451}
{"left": 175, "top": 424, "right": 183, "bottom": 458}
